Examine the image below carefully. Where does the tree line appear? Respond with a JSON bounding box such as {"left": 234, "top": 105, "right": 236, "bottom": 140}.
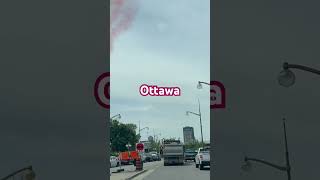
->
{"left": 110, "top": 119, "right": 139, "bottom": 153}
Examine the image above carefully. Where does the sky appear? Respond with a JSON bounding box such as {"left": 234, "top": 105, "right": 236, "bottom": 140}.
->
{"left": 110, "top": 0, "right": 210, "bottom": 142}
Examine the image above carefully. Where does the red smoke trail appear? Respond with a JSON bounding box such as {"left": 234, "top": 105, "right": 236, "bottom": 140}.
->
{"left": 111, "top": 0, "right": 138, "bottom": 52}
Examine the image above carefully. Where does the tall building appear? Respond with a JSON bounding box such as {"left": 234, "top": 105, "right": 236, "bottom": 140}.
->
{"left": 183, "top": 126, "right": 195, "bottom": 144}
{"left": 148, "top": 136, "right": 154, "bottom": 142}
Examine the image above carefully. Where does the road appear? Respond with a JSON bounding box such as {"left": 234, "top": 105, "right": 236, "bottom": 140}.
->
{"left": 133, "top": 161, "right": 210, "bottom": 180}
{"left": 110, "top": 161, "right": 161, "bottom": 173}
{"left": 110, "top": 160, "right": 163, "bottom": 180}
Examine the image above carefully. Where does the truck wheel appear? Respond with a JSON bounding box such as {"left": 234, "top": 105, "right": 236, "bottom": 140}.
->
{"left": 200, "top": 164, "right": 204, "bottom": 170}
{"left": 196, "top": 164, "right": 199, "bottom": 168}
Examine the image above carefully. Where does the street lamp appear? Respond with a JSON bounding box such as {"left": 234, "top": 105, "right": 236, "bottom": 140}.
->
{"left": 186, "top": 98, "right": 204, "bottom": 148}
{"left": 139, "top": 127, "right": 149, "bottom": 138}
{"left": 110, "top": 114, "right": 121, "bottom": 121}
{"left": 242, "top": 118, "right": 291, "bottom": 180}
{"left": 278, "top": 62, "right": 320, "bottom": 87}
{"left": 1, "top": 166, "right": 35, "bottom": 180}
{"left": 197, "top": 81, "right": 210, "bottom": 89}
{"left": 138, "top": 120, "right": 149, "bottom": 141}
{"left": 126, "top": 144, "right": 132, "bottom": 151}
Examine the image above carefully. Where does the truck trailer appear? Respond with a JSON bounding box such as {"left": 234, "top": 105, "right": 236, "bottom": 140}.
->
{"left": 162, "top": 139, "right": 184, "bottom": 166}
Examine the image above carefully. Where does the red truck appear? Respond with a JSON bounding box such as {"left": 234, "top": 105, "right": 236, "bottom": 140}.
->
{"left": 118, "top": 151, "right": 140, "bottom": 165}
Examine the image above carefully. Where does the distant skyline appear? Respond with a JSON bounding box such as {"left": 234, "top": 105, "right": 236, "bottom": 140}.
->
{"left": 183, "top": 126, "right": 195, "bottom": 144}
{"left": 111, "top": 0, "right": 210, "bottom": 142}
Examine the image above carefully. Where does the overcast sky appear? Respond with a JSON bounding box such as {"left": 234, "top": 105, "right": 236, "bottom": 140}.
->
{"left": 111, "top": 0, "right": 210, "bottom": 142}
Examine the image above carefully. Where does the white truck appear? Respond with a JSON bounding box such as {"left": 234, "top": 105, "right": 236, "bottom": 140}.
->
{"left": 163, "top": 140, "right": 184, "bottom": 166}
{"left": 195, "top": 146, "right": 210, "bottom": 170}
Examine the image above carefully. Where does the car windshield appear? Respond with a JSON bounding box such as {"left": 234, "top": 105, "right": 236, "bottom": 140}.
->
{"left": 200, "top": 148, "right": 210, "bottom": 152}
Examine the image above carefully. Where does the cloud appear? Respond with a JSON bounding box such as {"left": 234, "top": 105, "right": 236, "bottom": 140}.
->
{"left": 110, "top": 0, "right": 210, "bottom": 141}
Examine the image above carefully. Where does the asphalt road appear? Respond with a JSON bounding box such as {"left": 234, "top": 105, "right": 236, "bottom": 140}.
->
{"left": 110, "top": 160, "right": 163, "bottom": 180}
{"left": 134, "top": 161, "right": 210, "bottom": 180}
{"left": 110, "top": 161, "right": 161, "bottom": 173}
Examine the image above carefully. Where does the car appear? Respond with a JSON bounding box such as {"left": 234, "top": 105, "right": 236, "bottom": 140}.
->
{"left": 145, "top": 153, "right": 153, "bottom": 162}
{"left": 195, "top": 147, "right": 210, "bottom": 170}
{"left": 156, "top": 153, "right": 161, "bottom": 161}
{"left": 184, "top": 149, "right": 197, "bottom": 162}
{"left": 110, "top": 156, "right": 120, "bottom": 168}
{"left": 150, "top": 152, "right": 161, "bottom": 161}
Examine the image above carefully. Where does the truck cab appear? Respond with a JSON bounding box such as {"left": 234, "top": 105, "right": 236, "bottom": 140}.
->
{"left": 195, "top": 146, "right": 210, "bottom": 170}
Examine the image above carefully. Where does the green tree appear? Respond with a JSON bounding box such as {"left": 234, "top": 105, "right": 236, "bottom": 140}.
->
{"left": 149, "top": 139, "right": 161, "bottom": 152}
{"left": 110, "top": 119, "right": 139, "bottom": 153}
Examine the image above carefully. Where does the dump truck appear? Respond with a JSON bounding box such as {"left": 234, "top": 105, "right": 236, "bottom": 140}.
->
{"left": 162, "top": 139, "right": 184, "bottom": 166}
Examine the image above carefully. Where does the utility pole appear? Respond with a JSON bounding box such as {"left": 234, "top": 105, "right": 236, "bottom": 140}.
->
{"left": 283, "top": 118, "right": 291, "bottom": 180}
{"left": 198, "top": 98, "right": 204, "bottom": 148}
{"left": 186, "top": 98, "right": 204, "bottom": 149}
{"left": 242, "top": 118, "right": 291, "bottom": 180}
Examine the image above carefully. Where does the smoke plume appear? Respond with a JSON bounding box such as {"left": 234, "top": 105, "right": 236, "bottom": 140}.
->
{"left": 111, "top": 0, "right": 138, "bottom": 52}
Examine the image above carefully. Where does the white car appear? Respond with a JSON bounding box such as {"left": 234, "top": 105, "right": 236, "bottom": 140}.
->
{"left": 110, "top": 156, "right": 120, "bottom": 168}
{"left": 195, "top": 147, "right": 210, "bottom": 170}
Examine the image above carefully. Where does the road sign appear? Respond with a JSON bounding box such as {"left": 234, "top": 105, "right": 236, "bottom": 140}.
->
{"left": 136, "top": 143, "right": 144, "bottom": 151}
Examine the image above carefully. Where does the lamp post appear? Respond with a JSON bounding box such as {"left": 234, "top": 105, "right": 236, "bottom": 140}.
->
{"left": 110, "top": 114, "right": 121, "bottom": 121}
{"left": 1, "top": 166, "right": 35, "bottom": 180}
{"left": 138, "top": 120, "right": 149, "bottom": 141}
{"left": 242, "top": 118, "right": 291, "bottom": 180}
{"left": 278, "top": 62, "right": 320, "bottom": 87}
{"left": 197, "top": 81, "right": 210, "bottom": 89}
{"left": 153, "top": 133, "right": 161, "bottom": 143}
{"left": 186, "top": 98, "right": 204, "bottom": 148}
{"left": 126, "top": 144, "right": 132, "bottom": 151}
{"left": 152, "top": 130, "right": 161, "bottom": 152}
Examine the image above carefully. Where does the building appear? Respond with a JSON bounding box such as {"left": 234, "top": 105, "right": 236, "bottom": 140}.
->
{"left": 139, "top": 140, "right": 151, "bottom": 153}
{"left": 148, "top": 136, "right": 154, "bottom": 142}
{"left": 183, "top": 126, "right": 195, "bottom": 144}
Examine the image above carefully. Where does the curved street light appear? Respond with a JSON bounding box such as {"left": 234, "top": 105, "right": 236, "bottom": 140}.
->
{"left": 197, "top": 81, "right": 210, "bottom": 89}
{"left": 138, "top": 126, "right": 149, "bottom": 141}
{"left": 278, "top": 62, "right": 320, "bottom": 87}
{"left": 1, "top": 166, "right": 35, "bottom": 180}
{"left": 110, "top": 114, "right": 121, "bottom": 121}
{"left": 140, "top": 127, "right": 149, "bottom": 132}
{"left": 242, "top": 118, "right": 291, "bottom": 180}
